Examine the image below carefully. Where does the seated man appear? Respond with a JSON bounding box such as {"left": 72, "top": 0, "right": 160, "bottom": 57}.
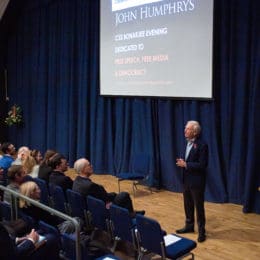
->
{"left": 3, "top": 165, "right": 26, "bottom": 204}
{"left": 0, "top": 142, "right": 16, "bottom": 170}
{"left": 73, "top": 158, "right": 145, "bottom": 217}
{"left": 0, "top": 222, "right": 60, "bottom": 259}
{"left": 49, "top": 154, "right": 73, "bottom": 193}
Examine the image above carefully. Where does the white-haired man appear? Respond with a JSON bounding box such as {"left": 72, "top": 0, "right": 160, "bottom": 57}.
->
{"left": 73, "top": 158, "right": 145, "bottom": 217}
{"left": 176, "top": 120, "right": 208, "bottom": 242}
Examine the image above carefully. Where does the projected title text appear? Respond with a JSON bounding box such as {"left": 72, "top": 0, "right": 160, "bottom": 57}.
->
{"left": 115, "top": 0, "right": 195, "bottom": 26}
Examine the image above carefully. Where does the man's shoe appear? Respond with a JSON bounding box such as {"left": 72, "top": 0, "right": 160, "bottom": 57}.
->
{"left": 135, "top": 210, "right": 145, "bottom": 215}
{"left": 176, "top": 226, "right": 194, "bottom": 234}
{"left": 197, "top": 234, "right": 206, "bottom": 242}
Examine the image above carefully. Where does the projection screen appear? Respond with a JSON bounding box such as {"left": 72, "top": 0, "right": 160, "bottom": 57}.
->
{"left": 100, "top": 0, "right": 214, "bottom": 99}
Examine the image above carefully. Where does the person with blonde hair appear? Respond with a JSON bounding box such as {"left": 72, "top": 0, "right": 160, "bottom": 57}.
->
{"left": 19, "top": 181, "right": 40, "bottom": 208}
{"left": 23, "top": 155, "right": 38, "bottom": 178}
{"left": 12, "top": 146, "right": 30, "bottom": 166}
{"left": 19, "top": 181, "right": 61, "bottom": 226}
{"left": 2, "top": 182, "right": 60, "bottom": 258}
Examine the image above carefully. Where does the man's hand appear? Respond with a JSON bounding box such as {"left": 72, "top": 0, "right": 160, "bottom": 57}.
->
{"left": 176, "top": 158, "right": 187, "bottom": 168}
{"left": 26, "top": 229, "right": 39, "bottom": 244}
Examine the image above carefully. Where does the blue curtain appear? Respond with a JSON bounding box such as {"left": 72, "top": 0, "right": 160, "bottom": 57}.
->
{"left": 1, "top": 0, "right": 259, "bottom": 213}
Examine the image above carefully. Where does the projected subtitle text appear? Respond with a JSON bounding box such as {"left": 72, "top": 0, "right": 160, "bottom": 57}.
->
{"left": 115, "top": 69, "right": 146, "bottom": 77}
{"left": 115, "top": 27, "right": 167, "bottom": 41}
{"left": 114, "top": 54, "right": 169, "bottom": 65}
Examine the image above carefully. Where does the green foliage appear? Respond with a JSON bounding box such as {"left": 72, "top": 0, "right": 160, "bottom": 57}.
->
{"left": 5, "top": 105, "right": 23, "bottom": 126}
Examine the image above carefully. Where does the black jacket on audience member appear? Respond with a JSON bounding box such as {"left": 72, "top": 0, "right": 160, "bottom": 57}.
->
{"left": 49, "top": 170, "right": 73, "bottom": 193}
{"left": 0, "top": 222, "right": 34, "bottom": 259}
{"left": 38, "top": 163, "right": 52, "bottom": 183}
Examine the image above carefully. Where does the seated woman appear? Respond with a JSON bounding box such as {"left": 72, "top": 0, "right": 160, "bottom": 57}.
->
{"left": 38, "top": 149, "right": 57, "bottom": 183}
{"left": 23, "top": 155, "right": 38, "bottom": 178}
{"left": 19, "top": 181, "right": 62, "bottom": 227}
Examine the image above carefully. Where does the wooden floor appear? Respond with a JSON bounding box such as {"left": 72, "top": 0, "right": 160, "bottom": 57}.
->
{"left": 68, "top": 171, "right": 260, "bottom": 260}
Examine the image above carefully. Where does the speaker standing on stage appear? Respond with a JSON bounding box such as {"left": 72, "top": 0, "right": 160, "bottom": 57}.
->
{"left": 176, "top": 120, "right": 208, "bottom": 242}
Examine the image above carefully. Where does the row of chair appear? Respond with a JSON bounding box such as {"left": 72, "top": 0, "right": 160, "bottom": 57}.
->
{"left": 0, "top": 198, "right": 120, "bottom": 260}
{"left": 34, "top": 178, "right": 197, "bottom": 259}
{"left": 1, "top": 177, "right": 197, "bottom": 260}
{"left": 84, "top": 196, "right": 197, "bottom": 260}
{"left": 34, "top": 178, "right": 91, "bottom": 229}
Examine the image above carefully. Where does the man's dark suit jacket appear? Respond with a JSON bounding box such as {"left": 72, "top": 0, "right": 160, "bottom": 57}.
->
{"left": 0, "top": 223, "right": 35, "bottom": 259}
{"left": 49, "top": 170, "right": 73, "bottom": 192}
{"left": 72, "top": 176, "right": 110, "bottom": 202}
{"left": 183, "top": 138, "right": 208, "bottom": 189}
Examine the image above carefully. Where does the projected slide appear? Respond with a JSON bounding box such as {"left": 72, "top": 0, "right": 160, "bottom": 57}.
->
{"left": 100, "top": 0, "right": 214, "bottom": 98}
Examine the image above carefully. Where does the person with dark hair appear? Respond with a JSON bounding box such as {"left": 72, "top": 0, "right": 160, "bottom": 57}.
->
{"left": 0, "top": 142, "right": 16, "bottom": 170}
{"left": 0, "top": 221, "right": 60, "bottom": 260}
{"left": 73, "top": 158, "right": 145, "bottom": 217}
{"left": 31, "top": 150, "right": 43, "bottom": 165}
{"left": 49, "top": 154, "right": 73, "bottom": 192}
{"left": 4, "top": 165, "right": 26, "bottom": 204}
{"left": 0, "top": 143, "right": 3, "bottom": 158}
{"left": 176, "top": 120, "right": 208, "bottom": 243}
{"left": 38, "top": 149, "right": 57, "bottom": 183}
{"left": 0, "top": 222, "right": 38, "bottom": 259}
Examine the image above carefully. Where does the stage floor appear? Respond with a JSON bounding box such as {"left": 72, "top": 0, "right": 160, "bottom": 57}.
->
{"left": 66, "top": 170, "right": 260, "bottom": 260}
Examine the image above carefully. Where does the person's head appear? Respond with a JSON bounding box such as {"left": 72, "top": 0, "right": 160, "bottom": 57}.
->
{"left": 1, "top": 142, "right": 16, "bottom": 155}
{"left": 17, "top": 146, "right": 30, "bottom": 161}
{"left": 184, "top": 120, "right": 201, "bottom": 140}
{"left": 31, "top": 149, "right": 43, "bottom": 164}
{"left": 19, "top": 181, "right": 41, "bottom": 208}
{"left": 7, "top": 165, "right": 26, "bottom": 184}
{"left": 74, "top": 158, "right": 93, "bottom": 177}
{"left": 49, "top": 153, "right": 68, "bottom": 172}
{"left": 22, "top": 155, "right": 37, "bottom": 174}
{"left": 42, "top": 149, "right": 57, "bottom": 166}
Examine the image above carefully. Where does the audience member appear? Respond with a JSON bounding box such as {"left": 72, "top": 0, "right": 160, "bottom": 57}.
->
{"left": 31, "top": 149, "right": 43, "bottom": 165}
{"left": 12, "top": 146, "right": 30, "bottom": 166}
{"left": 19, "top": 181, "right": 62, "bottom": 227}
{"left": 0, "top": 167, "right": 3, "bottom": 184}
{"left": 38, "top": 149, "right": 57, "bottom": 183}
{"left": 0, "top": 222, "right": 60, "bottom": 259}
{"left": 49, "top": 154, "right": 73, "bottom": 192}
{"left": 73, "top": 158, "right": 145, "bottom": 217}
{"left": 23, "top": 155, "right": 38, "bottom": 178}
{"left": 4, "top": 165, "right": 26, "bottom": 204}
{"left": 0, "top": 143, "right": 3, "bottom": 158}
{"left": 0, "top": 142, "right": 16, "bottom": 170}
